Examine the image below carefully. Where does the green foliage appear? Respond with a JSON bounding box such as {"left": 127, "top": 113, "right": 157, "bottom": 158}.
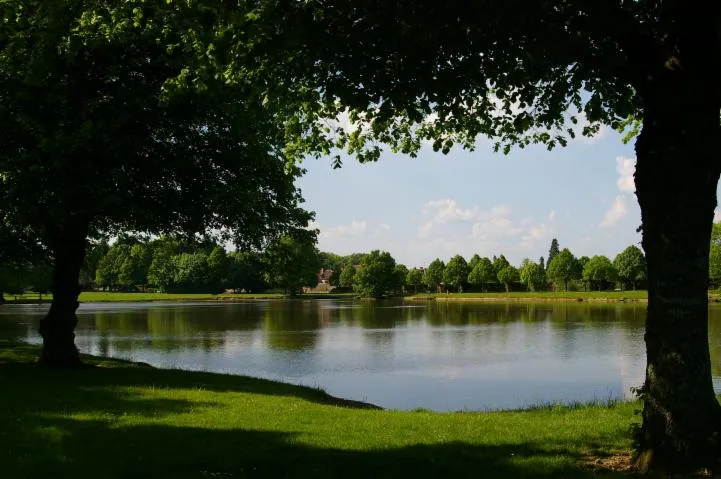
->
{"left": 582, "top": 256, "right": 617, "bottom": 291}
{"left": 405, "top": 268, "right": 424, "bottom": 294}
{"left": 443, "top": 255, "right": 469, "bottom": 293}
{"left": 546, "top": 249, "right": 581, "bottom": 292}
{"left": 95, "top": 245, "right": 130, "bottom": 290}
{"left": 80, "top": 240, "right": 109, "bottom": 289}
{"left": 614, "top": 246, "right": 646, "bottom": 291}
{"left": 207, "top": 246, "right": 230, "bottom": 293}
{"left": 318, "top": 252, "right": 344, "bottom": 286}
{"left": 493, "top": 255, "right": 510, "bottom": 274}
{"left": 0, "top": 0, "right": 313, "bottom": 298}
{"left": 468, "top": 254, "right": 481, "bottom": 273}
{"left": 263, "top": 232, "right": 321, "bottom": 295}
{"left": 353, "top": 250, "right": 397, "bottom": 298}
{"left": 547, "top": 240, "right": 560, "bottom": 270}
{"left": 422, "top": 259, "right": 445, "bottom": 292}
{"left": 393, "top": 264, "right": 409, "bottom": 294}
{"left": 497, "top": 266, "right": 520, "bottom": 293}
{"left": 519, "top": 259, "right": 546, "bottom": 292}
{"left": 467, "top": 257, "right": 496, "bottom": 292}
{"left": 339, "top": 263, "right": 357, "bottom": 289}
{"left": 227, "top": 252, "right": 267, "bottom": 293}
{"left": 172, "top": 252, "right": 210, "bottom": 293}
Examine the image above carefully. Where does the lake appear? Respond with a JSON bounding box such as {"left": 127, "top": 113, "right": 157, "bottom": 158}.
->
{"left": 3, "top": 300, "right": 721, "bottom": 411}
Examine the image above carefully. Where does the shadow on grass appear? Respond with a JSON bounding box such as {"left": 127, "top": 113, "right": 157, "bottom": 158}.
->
{"left": 1, "top": 417, "right": 629, "bottom": 479}
{"left": 0, "top": 342, "right": 632, "bottom": 478}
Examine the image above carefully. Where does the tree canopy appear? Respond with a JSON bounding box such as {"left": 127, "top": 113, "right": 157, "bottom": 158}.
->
{"left": 614, "top": 245, "right": 647, "bottom": 291}
{"left": 353, "top": 250, "right": 397, "bottom": 298}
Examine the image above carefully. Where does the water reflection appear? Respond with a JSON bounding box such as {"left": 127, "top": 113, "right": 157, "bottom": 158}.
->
{"left": 2, "top": 300, "right": 720, "bottom": 411}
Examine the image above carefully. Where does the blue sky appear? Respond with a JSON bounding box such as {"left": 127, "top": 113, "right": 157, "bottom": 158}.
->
{"left": 296, "top": 126, "right": 718, "bottom": 269}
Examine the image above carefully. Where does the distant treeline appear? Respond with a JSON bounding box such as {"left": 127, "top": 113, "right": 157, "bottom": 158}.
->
{"left": 6, "top": 228, "right": 721, "bottom": 299}
{"left": 331, "top": 239, "right": 648, "bottom": 298}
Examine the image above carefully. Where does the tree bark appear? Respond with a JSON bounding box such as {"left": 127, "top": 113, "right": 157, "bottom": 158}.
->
{"left": 38, "top": 222, "right": 88, "bottom": 367}
{"left": 633, "top": 91, "right": 721, "bottom": 472}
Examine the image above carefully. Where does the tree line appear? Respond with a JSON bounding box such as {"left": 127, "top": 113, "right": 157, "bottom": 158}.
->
{"left": 334, "top": 239, "right": 647, "bottom": 298}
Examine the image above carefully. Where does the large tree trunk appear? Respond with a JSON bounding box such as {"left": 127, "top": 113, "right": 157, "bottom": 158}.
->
{"left": 633, "top": 90, "right": 721, "bottom": 472}
{"left": 38, "top": 223, "right": 88, "bottom": 367}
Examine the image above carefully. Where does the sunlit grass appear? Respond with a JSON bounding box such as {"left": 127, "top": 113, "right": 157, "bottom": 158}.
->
{"left": 408, "top": 291, "right": 649, "bottom": 301}
{"left": 2, "top": 291, "right": 357, "bottom": 303}
{"left": 0, "top": 340, "right": 636, "bottom": 478}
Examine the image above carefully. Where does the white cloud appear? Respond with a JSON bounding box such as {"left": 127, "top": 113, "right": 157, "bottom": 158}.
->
{"left": 600, "top": 196, "right": 628, "bottom": 228}
{"left": 413, "top": 198, "right": 552, "bottom": 260}
{"left": 616, "top": 156, "right": 635, "bottom": 193}
{"left": 319, "top": 220, "right": 368, "bottom": 239}
{"left": 548, "top": 210, "right": 556, "bottom": 221}
{"left": 715, "top": 210, "right": 721, "bottom": 223}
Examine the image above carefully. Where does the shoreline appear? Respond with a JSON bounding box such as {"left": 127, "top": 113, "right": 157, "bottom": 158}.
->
{"left": 405, "top": 295, "right": 649, "bottom": 303}
{"left": 4, "top": 291, "right": 721, "bottom": 305}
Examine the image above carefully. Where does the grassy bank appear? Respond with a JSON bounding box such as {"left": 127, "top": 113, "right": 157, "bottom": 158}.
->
{"left": 0, "top": 341, "right": 636, "bottom": 478}
{"left": 406, "top": 291, "right": 650, "bottom": 302}
{"left": 2, "top": 291, "right": 357, "bottom": 304}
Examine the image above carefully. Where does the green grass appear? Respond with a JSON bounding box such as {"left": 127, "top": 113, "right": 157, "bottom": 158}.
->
{"left": 0, "top": 340, "right": 636, "bottom": 478}
{"left": 407, "top": 291, "right": 649, "bottom": 301}
{"left": 2, "top": 291, "right": 358, "bottom": 303}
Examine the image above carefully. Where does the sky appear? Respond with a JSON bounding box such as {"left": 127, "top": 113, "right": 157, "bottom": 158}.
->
{"left": 296, "top": 125, "right": 720, "bottom": 269}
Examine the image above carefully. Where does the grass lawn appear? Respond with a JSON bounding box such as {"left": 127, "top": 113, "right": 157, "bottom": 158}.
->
{"left": 2, "top": 291, "right": 357, "bottom": 303}
{"left": 0, "top": 340, "right": 636, "bottom": 478}
{"left": 407, "top": 291, "right": 649, "bottom": 301}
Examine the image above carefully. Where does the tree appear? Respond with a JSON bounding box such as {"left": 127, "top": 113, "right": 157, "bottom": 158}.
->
{"left": 338, "top": 263, "right": 357, "bottom": 289}
{"left": 422, "top": 259, "right": 445, "bottom": 292}
{"left": 519, "top": 259, "right": 546, "bottom": 292}
{"left": 406, "top": 268, "right": 424, "bottom": 294}
{"left": 492, "top": 255, "right": 510, "bottom": 274}
{"left": 546, "top": 249, "right": 580, "bottom": 292}
{"left": 582, "top": 255, "right": 617, "bottom": 291}
{"left": 468, "top": 254, "right": 482, "bottom": 272}
{"left": 353, "top": 250, "right": 397, "bottom": 298}
{"left": 119, "top": 243, "right": 152, "bottom": 291}
{"left": 614, "top": 245, "right": 647, "bottom": 291}
{"left": 0, "top": 2, "right": 312, "bottom": 365}
{"left": 264, "top": 232, "right": 321, "bottom": 295}
{"left": 392, "top": 264, "right": 409, "bottom": 295}
{"left": 547, "top": 239, "right": 560, "bottom": 269}
{"left": 577, "top": 256, "right": 591, "bottom": 291}
{"left": 207, "top": 246, "right": 230, "bottom": 294}
{"left": 467, "top": 257, "right": 496, "bottom": 292}
{"left": 80, "top": 240, "right": 109, "bottom": 290}
{"left": 95, "top": 245, "right": 130, "bottom": 291}
{"left": 497, "top": 266, "right": 520, "bottom": 293}
{"left": 318, "top": 252, "right": 344, "bottom": 286}
{"left": 227, "top": 251, "right": 267, "bottom": 293}
{"left": 286, "top": 3, "right": 721, "bottom": 468}
{"left": 443, "top": 255, "right": 469, "bottom": 292}
{"left": 539, "top": 257, "right": 545, "bottom": 272}
{"left": 172, "top": 252, "right": 210, "bottom": 293}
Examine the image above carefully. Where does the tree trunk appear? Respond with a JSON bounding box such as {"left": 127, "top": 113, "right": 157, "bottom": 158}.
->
{"left": 38, "top": 223, "right": 88, "bottom": 367}
{"left": 633, "top": 90, "right": 721, "bottom": 472}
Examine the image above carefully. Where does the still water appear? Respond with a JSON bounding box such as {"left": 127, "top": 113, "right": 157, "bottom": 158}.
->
{"left": 3, "top": 300, "right": 721, "bottom": 411}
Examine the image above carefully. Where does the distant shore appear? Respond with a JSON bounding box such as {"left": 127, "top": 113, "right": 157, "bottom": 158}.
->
{"left": 4, "top": 290, "right": 721, "bottom": 305}
{"left": 405, "top": 291, "right": 649, "bottom": 303}
{"left": 0, "top": 291, "right": 356, "bottom": 304}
